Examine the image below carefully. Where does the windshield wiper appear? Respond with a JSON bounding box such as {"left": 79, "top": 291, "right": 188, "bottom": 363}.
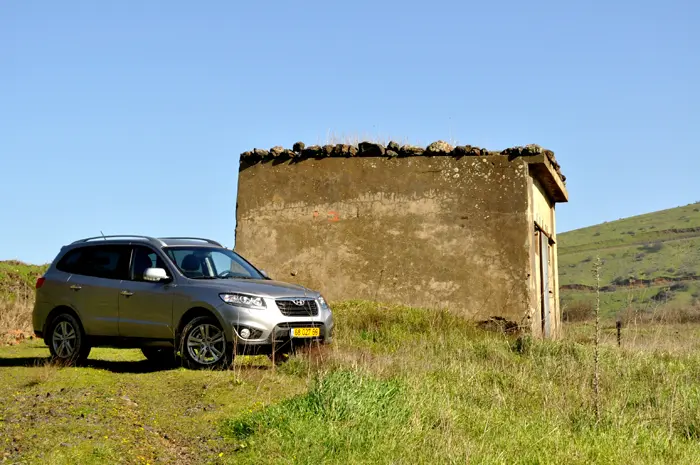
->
{"left": 189, "top": 276, "right": 218, "bottom": 280}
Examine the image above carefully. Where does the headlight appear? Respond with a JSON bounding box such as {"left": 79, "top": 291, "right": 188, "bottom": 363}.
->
{"left": 318, "top": 295, "right": 331, "bottom": 312}
{"left": 219, "top": 293, "right": 267, "bottom": 309}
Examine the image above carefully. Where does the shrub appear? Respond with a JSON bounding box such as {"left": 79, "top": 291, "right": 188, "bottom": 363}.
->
{"left": 639, "top": 242, "right": 664, "bottom": 253}
{"left": 670, "top": 282, "right": 689, "bottom": 292}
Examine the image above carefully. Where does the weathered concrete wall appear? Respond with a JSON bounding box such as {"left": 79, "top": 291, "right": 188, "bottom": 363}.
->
{"left": 235, "top": 153, "right": 537, "bottom": 326}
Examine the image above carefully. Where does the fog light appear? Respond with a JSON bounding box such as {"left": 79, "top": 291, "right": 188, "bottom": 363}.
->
{"left": 240, "top": 328, "right": 251, "bottom": 339}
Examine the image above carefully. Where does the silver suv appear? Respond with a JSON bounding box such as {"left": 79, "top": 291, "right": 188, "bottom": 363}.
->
{"left": 33, "top": 236, "right": 334, "bottom": 369}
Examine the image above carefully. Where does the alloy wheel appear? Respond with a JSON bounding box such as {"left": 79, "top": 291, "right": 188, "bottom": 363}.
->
{"left": 186, "top": 324, "right": 226, "bottom": 365}
{"left": 52, "top": 321, "right": 77, "bottom": 359}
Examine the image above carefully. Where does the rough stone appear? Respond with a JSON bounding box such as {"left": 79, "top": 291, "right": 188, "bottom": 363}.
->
{"left": 301, "top": 145, "right": 322, "bottom": 157}
{"left": 452, "top": 146, "right": 468, "bottom": 156}
{"left": 322, "top": 145, "right": 335, "bottom": 155}
{"left": 269, "top": 146, "right": 285, "bottom": 157}
{"left": 357, "top": 142, "right": 385, "bottom": 157}
{"left": 426, "top": 140, "right": 454, "bottom": 155}
{"left": 400, "top": 145, "right": 424, "bottom": 156}
{"left": 293, "top": 141, "right": 306, "bottom": 152}
{"left": 463, "top": 145, "right": 486, "bottom": 156}
{"left": 387, "top": 141, "right": 401, "bottom": 152}
{"left": 240, "top": 150, "right": 254, "bottom": 159}
{"left": 333, "top": 144, "right": 354, "bottom": 156}
{"left": 386, "top": 149, "right": 399, "bottom": 158}
{"left": 253, "top": 148, "right": 269, "bottom": 158}
{"left": 281, "top": 149, "right": 296, "bottom": 158}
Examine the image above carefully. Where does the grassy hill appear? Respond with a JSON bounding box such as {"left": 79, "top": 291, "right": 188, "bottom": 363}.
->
{"left": 558, "top": 202, "right": 700, "bottom": 320}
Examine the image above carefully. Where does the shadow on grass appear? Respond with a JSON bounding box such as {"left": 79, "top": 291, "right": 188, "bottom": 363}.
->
{"left": 0, "top": 356, "right": 272, "bottom": 373}
{"left": 0, "top": 356, "right": 176, "bottom": 373}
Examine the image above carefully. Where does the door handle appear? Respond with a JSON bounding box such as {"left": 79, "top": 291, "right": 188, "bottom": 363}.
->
{"left": 120, "top": 290, "right": 134, "bottom": 297}
{"left": 69, "top": 285, "right": 82, "bottom": 291}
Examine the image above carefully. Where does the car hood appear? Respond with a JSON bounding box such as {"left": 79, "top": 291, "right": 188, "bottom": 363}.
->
{"left": 191, "top": 278, "right": 320, "bottom": 299}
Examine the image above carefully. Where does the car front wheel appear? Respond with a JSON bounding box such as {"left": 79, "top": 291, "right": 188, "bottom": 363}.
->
{"left": 180, "top": 316, "right": 231, "bottom": 370}
{"left": 48, "top": 313, "right": 90, "bottom": 365}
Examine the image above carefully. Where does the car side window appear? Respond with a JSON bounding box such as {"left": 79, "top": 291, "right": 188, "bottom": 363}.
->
{"left": 58, "top": 245, "right": 130, "bottom": 280}
{"left": 56, "top": 249, "right": 83, "bottom": 274}
{"left": 130, "top": 246, "right": 168, "bottom": 281}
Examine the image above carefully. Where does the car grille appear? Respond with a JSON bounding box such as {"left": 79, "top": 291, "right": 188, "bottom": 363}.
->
{"left": 276, "top": 299, "right": 319, "bottom": 316}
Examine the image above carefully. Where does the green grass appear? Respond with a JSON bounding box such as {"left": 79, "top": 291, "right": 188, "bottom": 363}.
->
{"left": 2, "top": 301, "right": 700, "bottom": 464}
{"left": 559, "top": 202, "right": 700, "bottom": 318}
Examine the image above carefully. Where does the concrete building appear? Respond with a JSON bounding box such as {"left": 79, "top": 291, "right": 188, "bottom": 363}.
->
{"left": 234, "top": 142, "right": 568, "bottom": 338}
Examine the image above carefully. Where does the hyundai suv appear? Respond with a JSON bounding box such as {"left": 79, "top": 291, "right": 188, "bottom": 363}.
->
{"left": 33, "top": 236, "right": 334, "bottom": 369}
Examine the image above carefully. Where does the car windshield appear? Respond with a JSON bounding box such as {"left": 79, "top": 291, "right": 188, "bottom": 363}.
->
{"left": 164, "top": 247, "right": 264, "bottom": 280}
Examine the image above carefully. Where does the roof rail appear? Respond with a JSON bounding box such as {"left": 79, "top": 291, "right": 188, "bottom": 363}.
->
{"left": 158, "top": 237, "right": 224, "bottom": 247}
{"left": 71, "top": 235, "right": 166, "bottom": 246}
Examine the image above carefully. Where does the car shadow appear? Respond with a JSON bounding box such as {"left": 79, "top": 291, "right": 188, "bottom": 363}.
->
{"left": 0, "top": 356, "right": 175, "bottom": 373}
{"left": 0, "top": 356, "right": 271, "bottom": 373}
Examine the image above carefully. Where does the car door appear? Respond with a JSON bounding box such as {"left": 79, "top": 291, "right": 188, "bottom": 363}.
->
{"left": 61, "top": 245, "right": 130, "bottom": 337}
{"left": 117, "top": 245, "right": 175, "bottom": 339}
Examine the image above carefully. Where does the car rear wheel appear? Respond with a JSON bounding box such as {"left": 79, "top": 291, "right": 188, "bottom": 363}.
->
{"left": 48, "top": 313, "right": 90, "bottom": 365}
{"left": 141, "top": 347, "right": 177, "bottom": 367}
{"left": 180, "top": 316, "right": 231, "bottom": 370}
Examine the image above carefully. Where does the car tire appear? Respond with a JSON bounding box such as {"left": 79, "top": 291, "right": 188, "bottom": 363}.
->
{"left": 141, "top": 347, "right": 178, "bottom": 367}
{"left": 179, "top": 316, "right": 231, "bottom": 370}
{"left": 47, "top": 313, "right": 91, "bottom": 366}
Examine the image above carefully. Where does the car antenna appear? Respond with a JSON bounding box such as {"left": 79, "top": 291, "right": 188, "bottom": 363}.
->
{"left": 100, "top": 230, "right": 107, "bottom": 241}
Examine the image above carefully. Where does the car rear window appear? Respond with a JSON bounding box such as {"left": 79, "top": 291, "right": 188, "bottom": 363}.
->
{"left": 56, "top": 245, "right": 130, "bottom": 280}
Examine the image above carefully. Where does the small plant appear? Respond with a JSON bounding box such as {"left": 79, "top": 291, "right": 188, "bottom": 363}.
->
{"left": 592, "top": 256, "right": 602, "bottom": 424}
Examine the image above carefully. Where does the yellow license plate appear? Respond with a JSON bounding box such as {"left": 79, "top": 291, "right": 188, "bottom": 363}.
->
{"left": 291, "top": 327, "right": 320, "bottom": 338}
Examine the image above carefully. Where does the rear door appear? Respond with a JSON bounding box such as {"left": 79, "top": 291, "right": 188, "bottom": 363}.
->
{"left": 59, "top": 245, "right": 130, "bottom": 337}
{"left": 117, "top": 245, "right": 175, "bottom": 339}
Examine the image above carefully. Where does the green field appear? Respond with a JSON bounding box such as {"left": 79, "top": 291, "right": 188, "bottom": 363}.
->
{"left": 559, "top": 202, "right": 700, "bottom": 320}
{"left": 1, "top": 301, "right": 700, "bottom": 464}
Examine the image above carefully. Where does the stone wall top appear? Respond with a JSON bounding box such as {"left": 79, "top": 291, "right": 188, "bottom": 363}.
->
{"left": 240, "top": 140, "right": 566, "bottom": 183}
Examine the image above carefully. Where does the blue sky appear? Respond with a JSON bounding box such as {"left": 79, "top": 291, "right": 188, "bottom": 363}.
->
{"left": 1, "top": 0, "right": 698, "bottom": 264}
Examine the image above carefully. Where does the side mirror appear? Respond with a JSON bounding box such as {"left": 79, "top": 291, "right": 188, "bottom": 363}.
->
{"left": 144, "top": 267, "right": 169, "bottom": 282}
{"left": 260, "top": 269, "right": 270, "bottom": 279}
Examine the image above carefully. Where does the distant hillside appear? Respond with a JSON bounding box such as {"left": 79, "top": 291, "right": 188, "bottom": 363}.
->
{"left": 558, "top": 202, "right": 700, "bottom": 320}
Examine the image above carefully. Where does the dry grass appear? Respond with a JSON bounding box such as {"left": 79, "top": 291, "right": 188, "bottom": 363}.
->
{"left": 0, "top": 295, "right": 34, "bottom": 345}
{"left": 320, "top": 130, "right": 414, "bottom": 147}
{"left": 562, "top": 300, "right": 594, "bottom": 322}
{"left": 617, "top": 303, "right": 700, "bottom": 326}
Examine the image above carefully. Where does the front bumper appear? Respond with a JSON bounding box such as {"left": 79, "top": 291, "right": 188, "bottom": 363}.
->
{"left": 215, "top": 299, "right": 334, "bottom": 350}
